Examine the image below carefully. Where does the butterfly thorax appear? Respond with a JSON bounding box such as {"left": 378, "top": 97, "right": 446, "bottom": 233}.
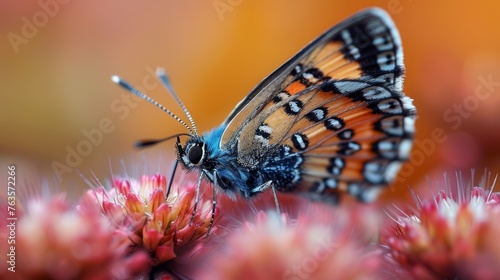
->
{"left": 175, "top": 126, "right": 254, "bottom": 198}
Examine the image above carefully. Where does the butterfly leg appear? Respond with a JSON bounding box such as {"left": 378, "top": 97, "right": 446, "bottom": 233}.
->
{"left": 190, "top": 172, "right": 204, "bottom": 226}
{"left": 166, "top": 159, "right": 179, "bottom": 198}
{"left": 251, "top": 181, "right": 281, "bottom": 217}
{"left": 205, "top": 170, "right": 219, "bottom": 237}
{"left": 271, "top": 184, "right": 281, "bottom": 217}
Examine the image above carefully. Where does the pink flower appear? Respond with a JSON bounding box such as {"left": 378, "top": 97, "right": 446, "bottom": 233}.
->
{"left": 79, "top": 174, "right": 217, "bottom": 278}
{"left": 382, "top": 182, "right": 500, "bottom": 279}
{"left": 6, "top": 195, "right": 125, "bottom": 280}
{"left": 196, "top": 200, "right": 383, "bottom": 280}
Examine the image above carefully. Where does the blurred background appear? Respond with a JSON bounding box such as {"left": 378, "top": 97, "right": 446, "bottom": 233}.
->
{"left": 1, "top": 1, "right": 500, "bottom": 202}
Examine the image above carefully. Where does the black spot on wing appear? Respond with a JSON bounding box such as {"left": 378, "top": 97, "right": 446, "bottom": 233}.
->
{"left": 291, "top": 133, "right": 309, "bottom": 151}
{"left": 284, "top": 99, "right": 304, "bottom": 115}
{"left": 305, "top": 107, "right": 328, "bottom": 122}
{"left": 324, "top": 116, "right": 345, "bottom": 131}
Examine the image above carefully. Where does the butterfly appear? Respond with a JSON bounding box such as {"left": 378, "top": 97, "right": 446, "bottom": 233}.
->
{"left": 112, "top": 8, "right": 416, "bottom": 224}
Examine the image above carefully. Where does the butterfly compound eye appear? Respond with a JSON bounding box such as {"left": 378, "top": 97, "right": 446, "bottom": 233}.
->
{"left": 188, "top": 144, "right": 204, "bottom": 165}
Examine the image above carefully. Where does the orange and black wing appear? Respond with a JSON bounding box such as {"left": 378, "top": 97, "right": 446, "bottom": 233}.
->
{"left": 220, "top": 8, "right": 415, "bottom": 203}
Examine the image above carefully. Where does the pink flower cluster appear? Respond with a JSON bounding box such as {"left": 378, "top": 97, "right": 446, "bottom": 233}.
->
{"left": 2, "top": 195, "right": 125, "bottom": 280}
{"left": 198, "top": 206, "right": 382, "bottom": 280}
{"left": 79, "top": 174, "right": 216, "bottom": 278}
{"left": 5, "top": 171, "right": 500, "bottom": 279}
{"left": 382, "top": 186, "right": 500, "bottom": 279}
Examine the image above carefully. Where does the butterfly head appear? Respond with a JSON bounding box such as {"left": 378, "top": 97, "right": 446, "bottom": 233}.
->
{"left": 112, "top": 69, "right": 222, "bottom": 184}
{"left": 176, "top": 136, "right": 208, "bottom": 169}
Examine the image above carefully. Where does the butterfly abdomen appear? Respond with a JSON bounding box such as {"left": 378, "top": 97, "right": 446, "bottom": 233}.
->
{"left": 257, "top": 145, "right": 304, "bottom": 192}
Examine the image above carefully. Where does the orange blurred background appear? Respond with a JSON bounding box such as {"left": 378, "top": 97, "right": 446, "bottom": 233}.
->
{"left": 1, "top": 1, "right": 500, "bottom": 202}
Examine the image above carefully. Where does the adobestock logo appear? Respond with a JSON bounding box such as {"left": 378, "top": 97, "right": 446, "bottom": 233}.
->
{"left": 282, "top": 235, "right": 335, "bottom": 280}
{"left": 7, "top": 0, "right": 72, "bottom": 54}
{"left": 51, "top": 66, "right": 161, "bottom": 182}
{"left": 395, "top": 73, "right": 500, "bottom": 183}
{"left": 213, "top": 0, "right": 243, "bottom": 21}
{"left": 387, "top": 0, "right": 413, "bottom": 15}
{"left": 51, "top": 119, "right": 116, "bottom": 181}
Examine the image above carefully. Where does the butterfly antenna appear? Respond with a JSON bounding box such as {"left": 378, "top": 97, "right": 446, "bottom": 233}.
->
{"left": 111, "top": 75, "right": 194, "bottom": 135}
{"left": 134, "top": 133, "right": 192, "bottom": 148}
{"left": 156, "top": 68, "right": 198, "bottom": 135}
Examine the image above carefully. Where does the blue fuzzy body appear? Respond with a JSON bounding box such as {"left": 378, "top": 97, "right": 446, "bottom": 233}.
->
{"left": 199, "top": 125, "right": 303, "bottom": 198}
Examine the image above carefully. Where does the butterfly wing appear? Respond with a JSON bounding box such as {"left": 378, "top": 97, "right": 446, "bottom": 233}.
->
{"left": 220, "top": 8, "right": 416, "bottom": 202}
{"left": 221, "top": 8, "right": 404, "bottom": 148}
